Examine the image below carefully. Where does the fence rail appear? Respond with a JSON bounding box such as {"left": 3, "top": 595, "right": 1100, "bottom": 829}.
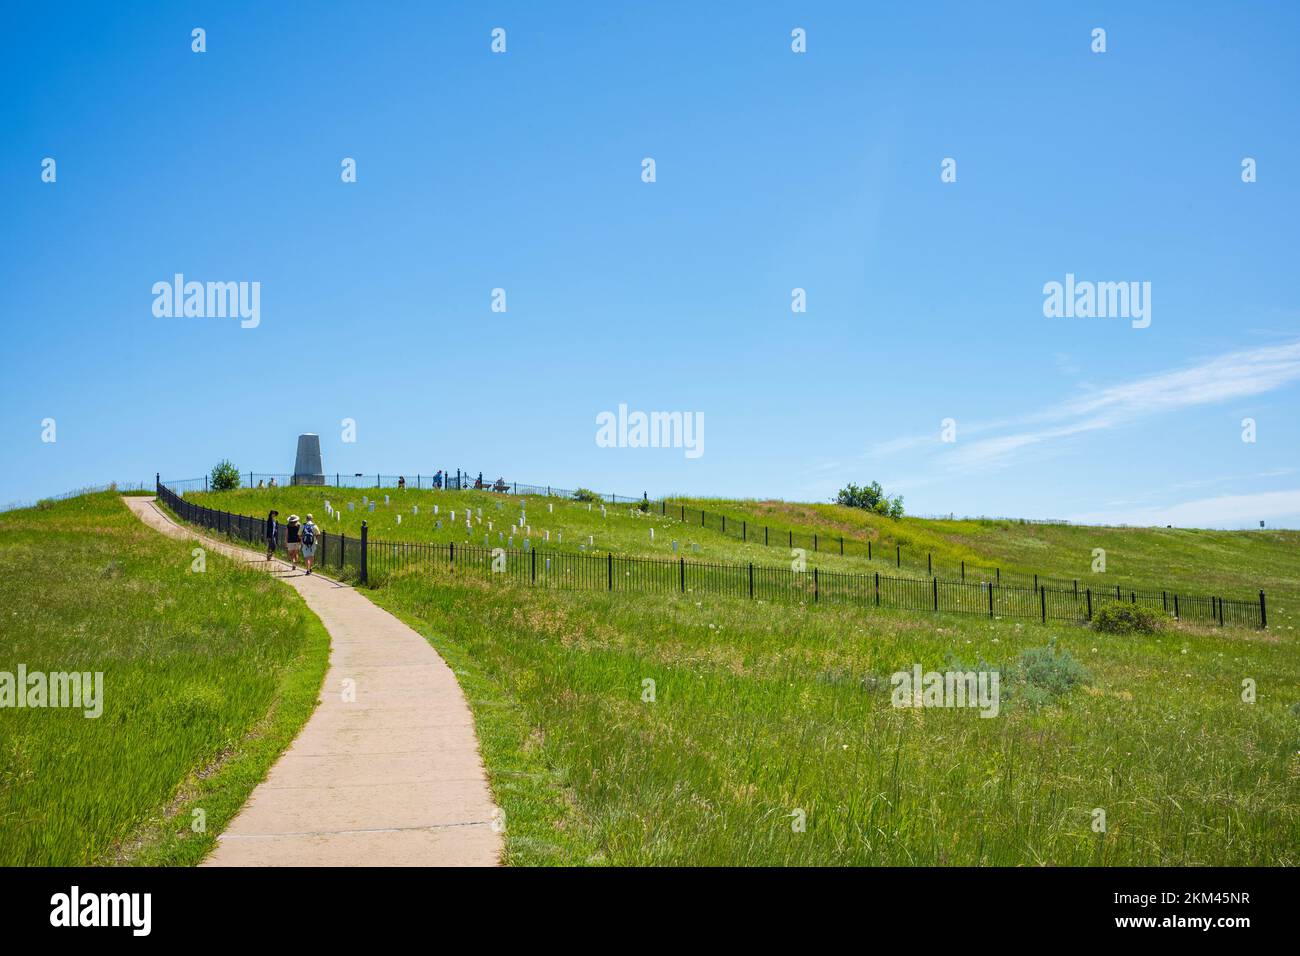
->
{"left": 168, "top": 469, "right": 1089, "bottom": 591}
{"left": 1, "top": 481, "right": 152, "bottom": 514}
{"left": 156, "top": 477, "right": 1266, "bottom": 630}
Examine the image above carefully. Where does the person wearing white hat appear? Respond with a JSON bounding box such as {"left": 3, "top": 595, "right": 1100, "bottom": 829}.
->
{"left": 285, "top": 515, "right": 302, "bottom": 567}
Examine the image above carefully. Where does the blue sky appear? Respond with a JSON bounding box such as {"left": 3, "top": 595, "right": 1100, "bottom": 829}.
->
{"left": 2, "top": 2, "right": 1298, "bottom": 527}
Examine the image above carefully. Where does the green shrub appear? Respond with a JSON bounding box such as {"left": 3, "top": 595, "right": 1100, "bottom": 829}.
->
{"left": 1092, "top": 602, "right": 1164, "bottom": 635}
{"left": 947, "top": 642, "right": 1092, "bottom": 710}
{"left": 1010, "top": 643, "right": 1092, "bottom": 703}
{"left": 572, "top": 488, "right": 602, "bottom": 503}
{"left": 209, "top": 459, "right": 241, "bottom": 492}
{"left": 836, "top": 481, "right": 904, "bottom": 518}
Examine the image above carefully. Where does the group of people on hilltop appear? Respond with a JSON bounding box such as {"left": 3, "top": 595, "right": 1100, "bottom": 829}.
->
{"left": 388, "top": 470, "right": 510, "bottom": 492}
{"left": 264, "top": 510, "right": 320, "bottom": 575}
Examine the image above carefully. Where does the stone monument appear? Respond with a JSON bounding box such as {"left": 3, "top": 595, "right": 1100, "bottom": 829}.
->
{"left": 292, "top": 433, "right": 325, "bottom": 486}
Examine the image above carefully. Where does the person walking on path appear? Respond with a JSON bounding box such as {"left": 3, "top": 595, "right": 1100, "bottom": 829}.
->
{"left": 265, "top": 509, "right": 279, "bottom": 560}
{"left": 285, "top": 514, "right": 302, "bottom": 567}
{"left": 301, "top": 513, "right": 320, "bottom": 575}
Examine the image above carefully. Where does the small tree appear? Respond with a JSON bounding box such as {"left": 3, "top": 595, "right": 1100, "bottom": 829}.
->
{"left": 837, "top": 481, "right": 903, "bottom": 518}
{"left": 210, "top": 459, "right": 241, "bottom": 492}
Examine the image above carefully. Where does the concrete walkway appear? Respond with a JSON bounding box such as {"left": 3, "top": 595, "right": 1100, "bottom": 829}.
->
{"left": 124, "top": 496, "right": 502, "bottom": 866}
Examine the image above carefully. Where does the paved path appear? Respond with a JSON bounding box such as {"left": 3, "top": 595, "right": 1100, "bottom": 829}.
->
{"left": 124, "top": 496, "right": 502, "bottom": 866}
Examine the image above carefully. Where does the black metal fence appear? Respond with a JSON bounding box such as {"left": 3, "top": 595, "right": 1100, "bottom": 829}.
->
{"left": 167, "top": 470, "right": 1074, "bottom": 590}
{"left": 156, "top": 478, "right": 1266, "bottom": 630}
{"left": 224, "top": 470, "right": 645, "bottom": 502}
{"left": 1, "top": 480, "right": 152, "bottom": 513}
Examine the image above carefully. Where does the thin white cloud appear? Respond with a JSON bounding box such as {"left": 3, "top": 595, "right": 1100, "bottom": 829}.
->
{"left": 874, "top": 339, "right": 1300, "bottom": 473}
{"left": 1069, "top": 488, "right": 1300, "bottom": 529}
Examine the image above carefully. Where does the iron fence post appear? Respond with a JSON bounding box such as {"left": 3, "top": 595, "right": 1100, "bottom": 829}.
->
{"left": 1259, "top": 590, "right": 1267, "bottom": 628}
{"left": 1086, "top": 587, "right": 1092, "bottom": 620}
{"left": 360, "top": 521, "right": 368, "bottom": 585}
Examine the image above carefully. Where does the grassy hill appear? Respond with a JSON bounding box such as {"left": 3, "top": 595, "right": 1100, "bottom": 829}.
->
{"left": 177, "top": 482, "right": 1300, "bottom": 865}
{"left": 186, "top": 486, "right": 1292, "bottom": 621}
{"left": 369, "top": 557, "right": 1300, "bottom": 865}
{"left": 0, "top": 493, "right": 329, "bottom": 865}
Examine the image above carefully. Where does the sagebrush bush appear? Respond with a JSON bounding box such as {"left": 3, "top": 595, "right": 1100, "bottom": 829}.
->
{"left": 1092, "top": 602, "right": 1164, "bottom": 634}
{"left": 1010, "top": 643, "right": 1092, "bottom": 704}
{"left": 572, "top": 488, "right": 602, "bottom": 503}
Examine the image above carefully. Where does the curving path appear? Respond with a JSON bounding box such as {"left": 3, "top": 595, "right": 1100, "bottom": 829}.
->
{"left": 124, "top": 496, "right": 502, "bottom": 866}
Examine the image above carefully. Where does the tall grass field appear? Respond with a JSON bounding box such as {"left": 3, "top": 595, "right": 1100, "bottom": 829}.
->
{"left": 0, "top": 493, "right": 329, "bottom": 865}
{"left": 184, "top": 482, "right": 1300, "bottom": 865}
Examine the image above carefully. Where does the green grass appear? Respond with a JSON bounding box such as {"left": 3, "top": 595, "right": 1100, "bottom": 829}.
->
{"left": 0, "top": 493, "right": 329, "bottom": 865}
{"left": 368, "top": 562, "right": 1300, "bottom": 865}
{"left": 164, "top": 485, "right": 1300, "bottom": 865}
{"left": 188, "top": 485, "right": 1294, "bottom": 625}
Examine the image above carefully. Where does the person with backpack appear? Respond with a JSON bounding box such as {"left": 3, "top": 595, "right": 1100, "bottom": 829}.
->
{"left": 265, "top": 509, "right": 279, "bottom": 560}
{"left": 285, "top": 514, "right": 302, "bottom": 567}
{"left": 301, "top": 513, "right": 320, "bottom": 575}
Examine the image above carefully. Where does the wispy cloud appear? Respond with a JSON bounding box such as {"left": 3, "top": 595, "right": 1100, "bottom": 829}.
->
{"left": 875, "top": 339, "right": 1300, "bottom": 473}
{"left": 1069, "top": 488, "right": 1300, "bottom": 529}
